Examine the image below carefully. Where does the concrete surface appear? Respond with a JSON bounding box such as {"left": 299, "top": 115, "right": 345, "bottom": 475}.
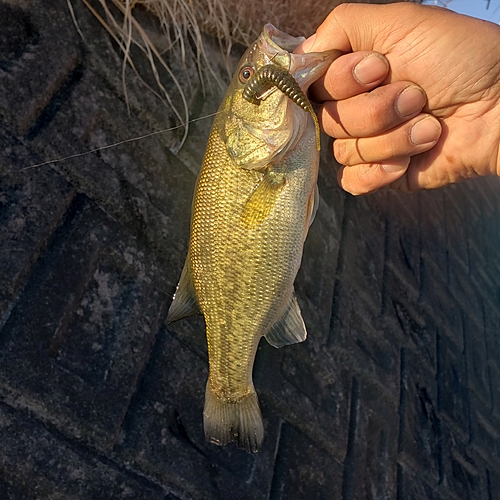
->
{"left": 1, "top": 0, "right": 500, "bottom": 498}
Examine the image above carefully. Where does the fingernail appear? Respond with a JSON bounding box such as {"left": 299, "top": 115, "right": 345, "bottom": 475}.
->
{"left": 396, "top": 86, "right": 426, "bottom": 118}
{"left": 410, "top": 117, "right": 441, "bottom": 145}
{"left": 382, "top": 162, "right": 408, "bottom": 173}
{"left": 353, "top": 54, "right": 388, "bottom": 85}
{"left": 301, "top": 33, "right": 316, "bottom": 53}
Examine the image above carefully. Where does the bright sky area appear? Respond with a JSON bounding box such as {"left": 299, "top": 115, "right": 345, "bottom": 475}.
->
{"left": 427, "top": 0, "right": 500, "bottom": 22}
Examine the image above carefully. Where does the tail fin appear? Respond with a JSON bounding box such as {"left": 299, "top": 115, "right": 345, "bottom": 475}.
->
{"left": 203, "top": 382, "right": 264, "bottom": 453}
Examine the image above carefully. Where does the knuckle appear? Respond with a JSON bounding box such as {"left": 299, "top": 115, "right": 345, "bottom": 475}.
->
{"left": 333, "top": 139, "right": 346, "bottom": 164}
{"left": 383, "top": 141, "right": 399, "bottom": 160}
{"left": 364, "top": 98, "right": 384, "bottom": 126}
{"left": 362, "top": 89, "right": 396, "bottom": 130}
{"left": 337, "top": 169, "right": 359, "bottom": 195}
{"left": 338, "top": 163, "right": 376, "bottom": 196}
{"left": 333, "top": 139, "right": 356, "bottom": 165}
{"left": 332, "top": 2, "right": 350, "bottom": 20}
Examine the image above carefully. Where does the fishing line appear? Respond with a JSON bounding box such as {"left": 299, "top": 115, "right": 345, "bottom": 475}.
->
{"left": 21, "top": 110, "right": 223, "bottom": 171}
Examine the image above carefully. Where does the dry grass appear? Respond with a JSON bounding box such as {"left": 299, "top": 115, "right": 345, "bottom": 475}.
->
{"left": 81, "top": 0, "right": 346, "bottom": 93}
{"left": 76, "top": 0, "right": 418, "bottom": 149}
{"left": 135, "top": 0, "right": 340, "bottom": 48}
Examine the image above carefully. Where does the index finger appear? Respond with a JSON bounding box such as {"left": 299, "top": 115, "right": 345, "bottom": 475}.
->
{"left": 309, "top": 51, "right": 389, "bottom": 102}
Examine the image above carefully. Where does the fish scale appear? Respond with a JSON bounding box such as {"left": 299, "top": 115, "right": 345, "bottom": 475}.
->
{"left": 167, "top": 24, "right": 340, "bottom": 452}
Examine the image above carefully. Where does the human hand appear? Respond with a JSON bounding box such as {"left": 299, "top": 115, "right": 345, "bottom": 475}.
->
{"left": 297, "top": 3, "right": 500, "bottom": 194}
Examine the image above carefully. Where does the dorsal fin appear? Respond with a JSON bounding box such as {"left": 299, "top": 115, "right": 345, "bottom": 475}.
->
{"left": 265, "top": 292, "right": 307, "bottom": 348}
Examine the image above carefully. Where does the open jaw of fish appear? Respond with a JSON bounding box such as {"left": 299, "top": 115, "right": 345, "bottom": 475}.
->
{"left": 167, "top": 24, "right": 340, "bottom": 453}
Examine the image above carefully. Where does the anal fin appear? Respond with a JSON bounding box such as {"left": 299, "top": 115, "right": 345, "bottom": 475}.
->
{"left": 166, "top": 255, "right": 201, "bottom": 323}
{"left": 265, "top": 292, "right": 307, "bottom": 348}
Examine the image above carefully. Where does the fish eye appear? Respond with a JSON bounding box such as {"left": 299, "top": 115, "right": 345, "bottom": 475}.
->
{"left": 238, "top": 66, "right": 254, "bottom": 83}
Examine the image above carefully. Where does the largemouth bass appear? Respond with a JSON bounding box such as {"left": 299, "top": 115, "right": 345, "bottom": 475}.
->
{"left": 167, "top": 24, "right": 339, "bottom": 452}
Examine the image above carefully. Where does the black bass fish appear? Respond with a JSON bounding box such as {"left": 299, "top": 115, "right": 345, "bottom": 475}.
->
{"left": 167, "top": 24, "right": 339, "bottom": 452}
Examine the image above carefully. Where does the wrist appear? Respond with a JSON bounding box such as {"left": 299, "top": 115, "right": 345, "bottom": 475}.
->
{"left": 493, "top": 105, "right": 500, "bottom": 178}
{"left": 459, "top": 98, "right": 500, "bottom": 180}
{"left": 483, "top": 100, "right": 500, "bottom": 178}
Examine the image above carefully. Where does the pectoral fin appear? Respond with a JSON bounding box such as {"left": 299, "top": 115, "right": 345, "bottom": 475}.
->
{"left": 166, "top": 255, "right": 201, "bottom": 323}
{"left": 306, "top": 184, "right": 319, "bottom": 229}
{"left": 241, "top": 172, "right": 286, "bottom": 227}
{"left": 265, "top": 292, "right": 307, "bottom": 348}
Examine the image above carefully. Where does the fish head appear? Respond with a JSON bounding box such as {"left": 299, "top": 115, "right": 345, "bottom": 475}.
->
{"left": 221, "top": 24, "right": 341, "bottom": 170}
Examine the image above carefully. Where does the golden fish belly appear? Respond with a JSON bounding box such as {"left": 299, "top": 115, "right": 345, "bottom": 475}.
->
{"left": 190, "top": 115, "right": 318, "bottom": 405}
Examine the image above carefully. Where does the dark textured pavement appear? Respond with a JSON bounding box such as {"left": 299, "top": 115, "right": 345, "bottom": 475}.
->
{"left": 1, "top": 0, "right": 500, "bottom": 498}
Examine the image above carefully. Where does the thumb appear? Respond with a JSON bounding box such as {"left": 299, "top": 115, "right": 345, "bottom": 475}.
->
{"left": 299, "top": 3, "right": 420, "bottom": 54}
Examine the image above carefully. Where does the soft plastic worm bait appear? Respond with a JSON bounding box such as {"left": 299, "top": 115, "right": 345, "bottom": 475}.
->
{"left": 242, "top": 64, "right": 321, "bottom": 150}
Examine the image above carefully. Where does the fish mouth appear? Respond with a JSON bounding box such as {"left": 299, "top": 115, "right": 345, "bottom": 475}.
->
{"left": 262, "top": 23, "right": 305, "bottom": 54}
{"left": 259, "top": 23, "right": 342, "bottom": 92}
